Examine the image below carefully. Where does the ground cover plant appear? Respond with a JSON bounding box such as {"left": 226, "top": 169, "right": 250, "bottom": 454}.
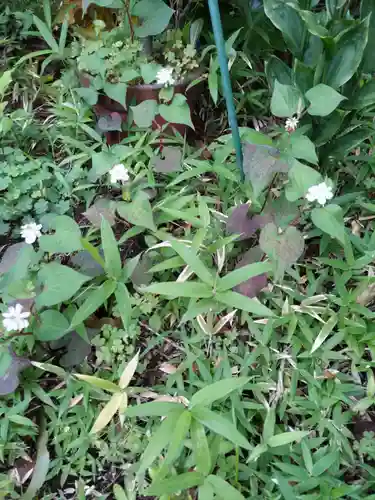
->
{"left": 1, "top": 0, "right": 375, "bottom": 498}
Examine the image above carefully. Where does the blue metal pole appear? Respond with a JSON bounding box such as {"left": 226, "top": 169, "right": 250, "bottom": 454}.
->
{"left": 207, "top": 0, "right": 244, "bottom": 179}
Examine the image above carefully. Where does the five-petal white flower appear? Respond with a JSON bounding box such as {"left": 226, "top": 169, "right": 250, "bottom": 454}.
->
{"left": 2, "top": 304, "right": 30, "bottom": 332}
{"left": 305, "top": 182, "right": 334, "bottom": 206}
{"left": 155, "top": 66, "right": 175, "bottom": 86}
{"left": 285, "top": 116, "right": 299, "bottom": 132}
{"left": 109, "top": 163, "right": 129, "bottom": 184}
{"left": 20, "top": 222, "right": 42, "bottom": 244}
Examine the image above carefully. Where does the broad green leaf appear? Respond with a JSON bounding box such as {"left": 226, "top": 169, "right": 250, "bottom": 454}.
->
{"left": 125, "top": 401, "right": 185, "bottom": 418}
{"left": 198, "top": 483, "right": 215, "bottom": 500}
{"left": 191, "top": 419, "right": 211, "bottom": 475}
{"left": 142, "top": 281, "right": 212, "bottom": 298}
{"left": 160, "top": 411, "right": 192, "bottom": 471}
{"left": 311, "top": 450, "right": 339, "bottom": 476}
{"left": 0, "top": 70, "right": 12, "bottom": 97}
{"left": 70, "top": 280, "right": 117, "bottom": 330}
{"left": 133, "top": 0, "right": 174, "bottom": 37}
{"left": 103, "top": 82, "right": 127, "bottom": 108}
{"left": 113, "top": 485, "right": 128, "bottom": 500}
{"left": 216, "top": 290, "right": 274, "bottom": 317}
{"left": 75, "top": 87, "right": 98, "bottom": 105}
{"left": 34, "top": 310, "right": 69, "bottom": 341}
{"left": 311, "top": 205, "right": 346, "bottom": 245}
{"left": 265, "top": 56, "right": 292, "bottom": 89}
{"left": 21, "top": 418, "right": 49, "bottom": 500}
{"left": 267, "top": 430, "right": 310, "bottom": 447}
{"left": 119, "top": 351, "right": 139, "bottom": 389}
{"left": 117, "top": 192, "right": 156, "bottom": 231}
{"left": 91, "top": 392, "right": 123, "bottom": 434}
{"left": 325, "top": 16, "right": 370, "bottom": 89}
{"left": 39, "top": 216, "right": 82, "bottom": 254}
{"left": 138, "top": 411, "right": 182, "bottom": 475}
{"left": 361, "top": 0, "right": 375, "bottom": 72}
{"left": 159, "top": 94, "right": 194, "bottom": 128}
{"left": 263, "top": 0, "right": 305, "bottom": 58}
{"left": 131, "top": 100, "right": 158, "bottom": 128}
{"left": 298, "top": 10, "right": 328, "bottom": 38}
{"left": 115, "top": 283, "right": 132, "bottom": 330}
{"left": 259, "top": 223, "right": 304, "bottom": 281}
{"left": 263, "top": 408, "right": 276, "bottom": 443}
{"left": 350, "top": 80, "right": 375, "bottom": 110}
{"left": 190, "top": 377, "right": 249, "bottom": 408}
{"left": 206, "top": 475, "right": 245, "bottom": 500}
{"left": 274, "top": 473, "right": 298, "bottom": 500}
{"left": 192, "top": 406, "right": 251, "bottom": 450}
{"left": 145, "top": 472, "right": 204, "bottom": 497}
{"left": 140, "top": 62, "right": 161, "bottom": 84}
{"left": 89, "top": 150, "right": 117, "bottom": 182}
{"left": 289, "top": 135, "right": 318, "bottom": 165}
{"left": 74, "top": 374, "right": 120, "bottom": 393}
{"left": 218, "top": 261, "right": 272, "bottom": 291}
{"left": 271, "top": 81, "right": 303, "bottom": 117}
{"left": 310, "top": 315, "right": 337, "bottom": 353}
{"left": 101, "top": 218, "right": 121, "bottom": 279}
{"left": 305, "top": 84, "right": 346, "bottom": 116}
{"left": 169, "top": 240, "right": 214, "bottom": 285}
{"left": 248, "top": 443, "right": 268, "bottom": 462}
{"left": 285, "top": 160, "right": 321, "bottom": 202}
{"left": 36, "top": 263, "right": 90, "bottom": 308}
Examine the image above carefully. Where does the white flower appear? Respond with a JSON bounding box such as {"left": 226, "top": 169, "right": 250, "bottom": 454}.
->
{"left": 109, "top": 163, "right": 129, "bottom": 184}
{"left": 2, "top": 304, "right": 30, "bottom": 332}
{"left": 20, "top": 222, "right": 42, "bottom": 244}
{"left": 305, "top": 182, "right": 334, "bottom": 206}
{"left": 285, "top": 116, "right": 299, "bottom": 132}
{"left": 155, "top": 66, "right": 175, "bottom": 86}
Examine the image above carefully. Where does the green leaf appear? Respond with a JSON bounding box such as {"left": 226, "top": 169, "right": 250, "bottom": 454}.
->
{"left": 169, "top": 240, "right": 214, "bottom": 285}
{"left": 218, "top": 261, "right": 272, "bottom": 291}
{"left": 36, "top": 263, "right": 90, "bottom": 308}
{"left": 192, "top": 406, "right": 252, "bottom": 450}
{"left": 263, "top": 0, "right": 305, "bottom": 58}
{"left": 263, "top": 407, "right": 276, "bottom": 443}
{"left": 39, "top": 216, "right": 82, "bottom": 254}
{"left": 289, "top": 135, "right": 318, "bottom": 164}
{"left": 305, "top": 84, "right": 346, "bottom": 116}
{"left": 101, "top": 218, "right": 122, "bottom": 279}
{"left": 265, "top": 56, "right": 292, "bottom": 89}
{"left": 140, "top": 62, "right": 161, "bottom": 84}
{"left": 216, "top": 290, "right": 274, "bottom": 317}
{"left": 325, "top": 16, "right": 370, "bottom": 89}
{"left": 159, "top": 94, "right": 194, "bottom": 128}
{"left": 74, "top": 374, "right": 121, "bottom": 393}
{"left": 35, "top": 310, "right": 69, "bottom": 341}
{"left": 89, "top": 151, "right": 117, "bottom": 182}
{"left": 0, "top": 70, "right": 12, "bottom": 97}
{"left": 119, "top": 351, "right": 139, "bottom": 389}
{"left": 21, "top": 417, "right": 49, "bottom": 500}
{"left": 133, "top": 0, "right": 174, "bottom": 37}
{"left": 91, "top": 392, "right": 124, "bottom": 434}
{"left": 125, "top": 401, "right": 185, "bottom": 418}
{"left": 206, "top": 475, "right": 245, "bottom": 500}
{"left": 350, "top": 80, "right": 375, "bottom": 110}
{"left": 160, "top": 411, "right": 192, "bottom": 471}
{"left": 70, "top": 280, "right": 117, "bottom": 330}
{"left": 267, "top": 430, "right": 310, "bottom": 447}
{"left": 75, "top": 87, "right": 98, "bottom": 105}
{"left": 115, "top": 283, "right": 132, "bottom": 330}
{"left": 142, "top": 281, "right": 212, "bottom": 298}
{"left": 259, "top": 223, "right": 304, "bottom": 280}
{"left": 146, "top": 472, "right": 205, "bottom": 497}
{"left": 33, "top": 15, "right": 58, "bottom": 52}
{"left": 138, "top": 411, "right": 182, "bottom": 475}
{"left": 191, "top": 419, "right": 211, "bottom": 475}
{"left": 361, "top": 0, "right": 375, "bottom": 72}
{"left": 113, "top": 485, "right": 128, "bottom": 500}
{"left": 311, "top": 205, "right": 346, "bottom": 245}
{"left": 311, "top": 450, "right": 339, "bottom": 477}
{"left": 285, "top": 160, "right": 321, "bottom": 202}
{"left": 131, "top": 100, "right": 158, "bottom": 128}
{"left": 117, "top": 192, "right": 156, "bottom": 231}
{"left": 271, "top": 81, "right": 303, "bottom": 117}
{"left": 310, "top": 315, "right": 337, "bottom": 353}
{"left": 103, "top": 82, "right": 127, "bottom": 108}
{"left": 190, "top": 377, "right": 250, "bottom": 408}
{"left": 298, "top": 10, "right": 328, "bottom": 38}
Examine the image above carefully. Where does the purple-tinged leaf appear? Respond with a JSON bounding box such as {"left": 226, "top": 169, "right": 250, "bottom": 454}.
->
{"left": 0, "top": 243, "right": 28, "bottom": 274}
{"left": 151, "top": 147, "right": 182, "bottom": 173}
{"left": 243, "top": 143, "right": 288, "bottom": 198}
{"left": 0, "top": 350, "right": 30, "bottom": 396}
{"left": 83, "top": 198, "right": 116, "bottom": 228}
{"left": 260, "top": 222, "right": 304, "bottom": 281}
{"left": 234, "top": 247, "right": 268, "bottom": 298}
{"left": 97, "top": 112, "right": 122, "bottom": 132}
{"left": 226, "top": 204, "right": 270, "bottom": 240}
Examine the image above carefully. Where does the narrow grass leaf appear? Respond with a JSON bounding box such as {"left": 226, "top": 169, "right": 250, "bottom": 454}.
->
{"left": 207, "top": 475, "right": 245, "bottom": 500}
{"left": 190, "top": 377, "right": 249, "bottom": 408}
{"left": 74, "top": 374, "right": 120, "bottom": 393}
{"left": 119, "top": 351, "right": 139, "bottom": 389}
{"left": 101, "top": 218, "right": 122, "bottom": 279}
{"left": 192, "top": 406, "right": 251, "bottom": 450}
{"left": 191, "top": 419, "right": 211, "bottom": 475}
{"left": 145, "top": 472, "right": 204, "bottom": 496}
{"left": 91, "top": 392, "right": 123, "bottom": 434}
{"left": 216, "top": 290, "right": 274, "bottom": 316}
{"left": 218, "top": 261, "right": 272, "bottom": 291}
{"left": 21, "top": 418, "right": 49, "bottom": 500}
{"left": 310, "top": 315, "right": 337, "bottom": 353}
{"left": 169, "top": 240, "right": 214, "bottom": 285}
{"left": 115, "top": 283, "right": 132, "bottom": 330}
{"left": 159, "top": 411, "right": 191, "bottom": 472}
{"left": 142, "top": 282, "right": 212, "bottom": 298}
{"left": 311, "top": 450, "right": 339, "bottom": 477}
{"left": 267, "top": 430, "right": 310, "bottom": 447}
{"left": 125, "top": 402, "right": 185, "bottom": 418}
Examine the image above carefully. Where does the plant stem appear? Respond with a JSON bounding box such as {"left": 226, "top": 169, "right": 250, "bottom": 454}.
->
{"left": 124, "top": 0, "right": 134, "bottom": 42}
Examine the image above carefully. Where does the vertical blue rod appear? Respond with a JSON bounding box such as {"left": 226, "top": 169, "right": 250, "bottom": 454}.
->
{"left": 207, "top": 0, "right": 244, "bottom": 179}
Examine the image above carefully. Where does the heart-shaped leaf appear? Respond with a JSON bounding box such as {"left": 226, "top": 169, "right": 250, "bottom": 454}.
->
{"left": 84, "top": 198, "right": 116, "bottom": 228}
{"left": 131, "top": 100, "right": 158, "bottom": 128}
{"left": 39, "top": 216, "right": 82, "bottom": 254}
{"left": 97, "top": 112, "right": 122, "bottom": 132}
{"left": 234, "top": 247, "right": 268, "bottom": 298}
{"left": 226, "top": 204, "right": 270, "bottom": 240}
{"left": 0, "top": 349, "right": 30, "bottom": 395}
{"left": 117, "top": 192, "right": 156, "bottom": 231}
{"left": 35, "top": 310, "right": 70, "bottom": 341}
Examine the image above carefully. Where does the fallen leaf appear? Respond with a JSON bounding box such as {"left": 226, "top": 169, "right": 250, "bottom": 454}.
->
{"left": 151, "top": 147, "right": 182, "bottom": 173}
{"left": 83, "top": 198, "right": 116, "bottom": 228}
{"left": 159, "top": 363, "right": 178, "bottom": 374}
